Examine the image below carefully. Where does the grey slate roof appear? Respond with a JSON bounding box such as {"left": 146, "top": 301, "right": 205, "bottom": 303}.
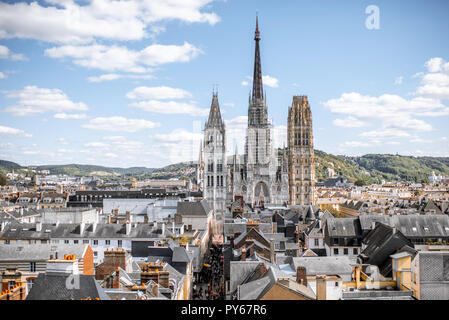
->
{"left": 326, "top": 218, "right": 360, "bottom": 238}
{"left": 291, "top": 256, "right": 353, "bottom": 278}
{"left": 26, "top": 273, "right": 110, "bottom": 300}
{"left": 0, "top": 221, "right": 169, "bottom": 240}
{"left": 0, "top": 243, "right": 89, "bottom": 261}
{"left": 177, "top": 199, "right": 211, "bottom": 216}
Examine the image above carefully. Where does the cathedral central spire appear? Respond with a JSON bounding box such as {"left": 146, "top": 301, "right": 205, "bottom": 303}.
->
{"left": 252, "top": 14, "right": 263, "bottom": 102}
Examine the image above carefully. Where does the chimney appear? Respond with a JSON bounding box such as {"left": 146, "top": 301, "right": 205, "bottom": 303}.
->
{"left": 162, "top": 222, "right": 165, "bottom": 236}
{"left": 259, "top": 263, "right": 267, "bottom": 276}
{"left": 158, "top": 270, "right": 170, "bottom": 288}
{"left": 230, "top": 236, "right": 234, "bottom": 247}
{"left": 296, "top": 266, "right": 307, "bottom": 286}
{"left": 241, "top": 246, "right": 246, "bottom": 261}
{"left": 80, "top": 222, "right": 85, "bottom": 234}
{"left": 36, "top": 222, "right": 42, "bottom": 232}
{"left": 46, "top": 255, "right": 79, "bottom": 275}
{"left": 112, "top": 268, "right": 120, "bottom": 289}
{"left": 98, "top": 249, "right": 127, "bottom": 280}
{"left": 107, "top": 215, "right": 112, "bottom": 224}
{"left": 150, "top": 282, "right": 159, "bottom": 297}
{"left": 125, "top": 211, "right": 131, "bottom": 223}
{"left": 270, "top": 239, "right": 275, "bottom": 263}
{"left": 316, "top": 275, "right": 327, "bottom": 300}
{"left": 126, "top": 222, "right": 131, "bottom": 235}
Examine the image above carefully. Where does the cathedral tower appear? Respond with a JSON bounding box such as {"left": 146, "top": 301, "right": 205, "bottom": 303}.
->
{"left": 287, "top": 96, "right": 315, "bottom": 205}
{"left": 203, "top": 92, "right": 226, "bottom": 233}
{"left": 243, "top": 15, "right": 277, "bottom": 207}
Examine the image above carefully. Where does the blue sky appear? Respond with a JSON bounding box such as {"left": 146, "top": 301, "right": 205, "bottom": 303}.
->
{"left": 0, "top": 0, "right": 448, "bottom": 168}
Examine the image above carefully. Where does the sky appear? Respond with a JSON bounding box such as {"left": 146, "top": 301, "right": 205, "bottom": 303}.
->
{"left": 0, "top": 0, "right": 449, "bottom": 168}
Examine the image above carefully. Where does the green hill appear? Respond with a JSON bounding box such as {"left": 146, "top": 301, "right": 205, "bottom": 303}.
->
{"left": 1, "top": 151, "right": 448, "bottom": 184}
{"left": 0, "top": 160, "right": 22, "bottom": 172}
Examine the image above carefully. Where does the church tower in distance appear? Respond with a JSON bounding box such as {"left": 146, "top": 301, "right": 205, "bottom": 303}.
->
{"left": 287, "top": 96, "right": 315, "bottom": 205}
{"left": 203, "top": 91, "right": 226, "bottom": 233}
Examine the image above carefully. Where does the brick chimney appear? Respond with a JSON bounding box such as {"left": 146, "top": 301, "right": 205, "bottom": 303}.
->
{"left": 241, "top": 246, "right": 246, "bottom": 261}
{"left": 112, "top": 267, "right": 121, "bottom": 289}
{"left": 125, "top": 211, "right": 131, "bottom": 223}
{"left": 316, "top": 275, "right": 327, "bottom": 300}
{"left": 158, "top": 270, "right": 170, "bottom": 288}
{"left": 149, "top": 282, "right": 159, "bottom": 297}
{"left": 259, "top": 263, "right": 267, "bottom": 276}
{"left": 103, "top": 249, "right": 126, "bottom": 272}
{"left": 296, "top": 266, "right": 307, "bottom": 286}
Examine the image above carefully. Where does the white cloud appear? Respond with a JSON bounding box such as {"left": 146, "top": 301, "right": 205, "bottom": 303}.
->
{"left": 130, "top": 100, "right": 208, "bottom": 116}
{"left": 333, "top": 116, "right": 370, "bottom": 128}
{"left": 126, "top": 86, "right": 192, "bottom": 100}
{"left": 0, "top": 125, "right": 32, "bottom": 138}
{"left": 151, "top": 128, "right": 203, "bottom": 164}
{"left": 386, "top": 141, "right": 400, "bottom": 146}
{"left": 262, "top": 75, "right": 279, "bottom": 88}
{"left": 223, "top": 102, "right": 235, "bottom": 108}
{"left": 394, "top": 76, "right": 403, "bottom": 85}
{"left": 340, "top": 141, "right": 374, "bottom": 148}
{"left": 87, "top": 73, "right": 154, "bottom": 83}
{"left": 416, "top": 58, "right": 449, "bottom": 100}
{"left": 54, "top": 113, "right": 87, "bottom": 120}
{"left": 241, "top": 75, "right": 279, "bottom": 88}
{"left": 45, "top": 42, "right": 202, "bottom": 73}
{"left": 82, "top": 116, "right": 160, "bottom": 132}
{"left": 0, "top": 0, "right": 219, "bottom": 44}
{"left": 0, "top": 44, "right": 26, "bottom": 61}
{"left": 360, "top": 128, "right": 410, "bottom": 139}
{"left": 84, "top": 142, "right": 109, "bottom": 148}
{"left": 0, "top": 71, "right": 5, "bottom": 79}
{"left": 153, "top": 129, "right": 202, "bottom": 143}
{"left": 425, "top": 57, "right": 444, "bottom": 73}
{"left": 104, "top": 153, "right": 118, "bottom": 158}
{"left": 4, "top": 86, "right": 88, "bottom": 116}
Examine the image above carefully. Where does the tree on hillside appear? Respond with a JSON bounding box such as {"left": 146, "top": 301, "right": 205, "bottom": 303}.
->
{"left": 0, "top": 173, "right": 8, "bottom": 186}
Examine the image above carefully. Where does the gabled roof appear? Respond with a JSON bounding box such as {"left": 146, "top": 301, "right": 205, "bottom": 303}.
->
{"left": 326, "top": 218, "right": 361, "bottom": 238}
{"left": 0, "top": 243, "right": 89, "bottom": 261}
{"left": 176, "top": 199, "right": 211, "bottom": 216}
{"left": 26, "top": 273, "right": 110, "bottom": 300}
{"left": 234, "top": 227, "right": 270, "bottom": 247}
{"left": 291, "top": 256, "right": 353, "bottom": 276}
{"left": 360, "top": 223, "right": 413, "bottom": 277}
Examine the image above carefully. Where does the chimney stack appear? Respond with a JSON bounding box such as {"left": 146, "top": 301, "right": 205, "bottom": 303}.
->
{"left": 316, "top": 275, "right": 327, "bottom": 300}
{"left": 36, "top": 222, "right": 42, "bottom": 232}
{"left": 125, "top": 222, "right": 131, "bottom": 236}
{"left": 259, "top": 263, "right": 267, "bottom": 276}
{"left": 241, "top": 246, "right": 246, "bottom": 261}
{"left": 296, "top": 266, "right": 307, "bottom": 286}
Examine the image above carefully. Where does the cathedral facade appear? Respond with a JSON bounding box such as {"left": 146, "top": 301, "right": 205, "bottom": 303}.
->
{"left": 228, "top": 17, "right": 289, "bottom": 207}
{"left": 197, "top": 17, "right": 315, "bottom": 213}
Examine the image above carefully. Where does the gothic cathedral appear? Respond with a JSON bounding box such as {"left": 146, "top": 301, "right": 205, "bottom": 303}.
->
{"left": 197, "top": 16, "right": 315, "bottom": 217}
